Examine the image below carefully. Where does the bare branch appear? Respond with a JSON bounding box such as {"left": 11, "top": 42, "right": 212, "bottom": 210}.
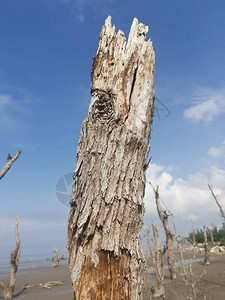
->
{"left": 144, "top": 156, "right": 152, "bottom": 171}
{"left": 0, "top": 280, "right": 5, "bottom": 289}
{"left": 52, "top": 249, "right": 64, "bottom": 267}
{"left": 148, "top": 181, "right": 177, "bottom": 280}
{"left": 148, "top": 182, "right": 172, "bottom": 219}
{"left": 189, "top": 264, "right": 197, "bottom": 300}
{"left": 173, "top": 217, "right": 179, "bottom": 249}
{"left": 0, "top": 150, "right": 22, "bottom": 180}
{"left": 208, "top": 184, "right": 225, "bottom": 219}
{"left": 174, "top": 233, "right": 188, "bottom": 284}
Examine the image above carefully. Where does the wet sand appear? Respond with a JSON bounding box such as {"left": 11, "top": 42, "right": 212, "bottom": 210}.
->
{"left": 0, "top": 264, "right": 73, "bottom": 299}
{"left": 143, "top": 254, "right": 225, "bottom": 300}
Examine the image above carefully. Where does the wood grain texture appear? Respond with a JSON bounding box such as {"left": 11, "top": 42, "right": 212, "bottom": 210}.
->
{"left": 68, "top": 16, "right": 155, "bottom": 299}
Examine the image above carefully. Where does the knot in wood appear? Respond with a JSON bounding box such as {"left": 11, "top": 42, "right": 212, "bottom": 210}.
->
{"left": 90, "top": 89, "right": 116, "bottom": 124}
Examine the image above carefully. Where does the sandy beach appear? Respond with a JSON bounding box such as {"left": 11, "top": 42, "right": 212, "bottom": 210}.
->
{"left": 0, "top": 254, "right": 225, "bottom": 299}
{"left": 0, "top": 264, "right": 73, "bottom": 300}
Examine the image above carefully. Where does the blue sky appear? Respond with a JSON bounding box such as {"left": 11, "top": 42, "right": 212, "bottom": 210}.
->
{"left": 0, "top": 0, "right": 225, "bottom": 257}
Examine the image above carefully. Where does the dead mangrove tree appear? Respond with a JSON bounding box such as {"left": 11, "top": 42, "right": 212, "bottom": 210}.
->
{"left": 52, "top": 249, "right": 65, "bottom": 267}
{"left": 0, "top": 217, "right": 21, "bottom": 300}
{"left": 67, "top": 16, "right": 155, "bottom": 299}
{"left": 149, "top": 183, "right": 177, "bottom": 280}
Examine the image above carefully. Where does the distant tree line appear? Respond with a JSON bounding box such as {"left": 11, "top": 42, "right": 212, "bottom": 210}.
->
{"left": 188, "top": 223, "right": 225, "bottom": 245}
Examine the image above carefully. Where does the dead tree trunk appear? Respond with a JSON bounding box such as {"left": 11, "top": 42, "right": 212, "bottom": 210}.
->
{"left": 0, "top": 217, "right": 21, "bottom": 300}
{"left": 149, "top": 183, "right": 177, "bottom": 280}
{"left": 67, "top": 16, "right": 155, "bottom": 299}
{"left": 191, "top": 218, "right": 196, "bottom": 259}
{"left": 52, "top": 249, "right": 65, "bottom": 267}
{"left": 148, "top": 224, "right": 165, "bottom": 299}
{"left": 207, "top": 227, "right": 214, "bottom": 247}
{"left": 0, "top": 150, "right": 21, "bottom": 180}
{"left": 203, "top": 226, "right": 210, "bottom": 265}
{"left": 208, "top": 184, "right": 225, "bottom": 219}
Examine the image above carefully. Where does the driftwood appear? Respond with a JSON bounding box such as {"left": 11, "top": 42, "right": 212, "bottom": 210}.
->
{"left": 0, "top": 150, "right": 21, "bottom": 180}
{"left": 68, "top": 16, "right": 155, "bottom": 299}
{"left": 208, "top": 184, "right": 225, "bottom": 219}
{"left": 24, "top": 281, "right": 63, "bottom": 289}
{"left": 0, "top": 217, "right": 21, "bottom": 300}
{"left": 149, "top": 183, "right": 177, "bottom": 280}
{"left": 52, "top": 249, "right": 65, "bottom": 267}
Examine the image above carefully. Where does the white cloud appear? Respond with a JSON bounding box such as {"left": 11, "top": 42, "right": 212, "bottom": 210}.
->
{"left": 0, "top": 89, "right": 31, "bottom": 132}
{"left": 208, "top": 140, "right": 225, "bottom": 158}
{"left": 60, "top": 0, "right": 116, "bottom": 23}
{"left": 144, "top": 163, "right": 225, "bottom": 234}
{"left": 184, "top": 87, "right": 225, "bottom": 122}
{"left": 0, "top": 94, "right": 11, "bottom": 107}
{"left": 187, "top": 214, "right": 200, "bottom": 222}
{"left": 208, "top": 146, "right": 224, "bottom": 157}
{"left": 210, "top": 166, "right": 225, "bottom": 190}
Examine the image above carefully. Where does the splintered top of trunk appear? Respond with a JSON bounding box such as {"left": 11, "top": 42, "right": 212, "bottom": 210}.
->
{"left": 91, "top": 16, "right": 155, "bottom": 140}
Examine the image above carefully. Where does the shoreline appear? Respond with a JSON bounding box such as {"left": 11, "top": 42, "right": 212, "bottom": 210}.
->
{"left": 1, "top": 254, "right": 225, "bottom": 299}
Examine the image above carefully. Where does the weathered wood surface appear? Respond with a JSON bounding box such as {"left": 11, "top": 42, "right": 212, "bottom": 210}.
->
{"left": 68, "top": 16, "right": 155, "bottom": 299}
{"left": 0, "top": 150, "right": 21, "bottom": 180}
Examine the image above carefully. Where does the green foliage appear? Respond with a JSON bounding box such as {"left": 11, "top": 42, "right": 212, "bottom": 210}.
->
{"left": 218, "top": 238, "right": 225, "bottom": 246}
{"left": 188, "top": 223, "right": 225, "bottom": 245}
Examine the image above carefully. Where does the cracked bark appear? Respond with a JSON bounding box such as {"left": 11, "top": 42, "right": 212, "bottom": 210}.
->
{"left": 67, "top": 16, "right": 155, "bottom": 299}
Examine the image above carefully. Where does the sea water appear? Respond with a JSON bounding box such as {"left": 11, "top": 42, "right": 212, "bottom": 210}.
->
{"left": 0, "top": 253, "right": 68, "bottom": 275}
